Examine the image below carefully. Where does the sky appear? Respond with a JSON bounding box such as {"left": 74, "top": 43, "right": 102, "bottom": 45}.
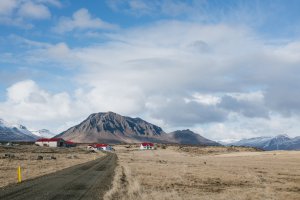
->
{"left": 1, "top": 0, "right": 300, "bottom": 141}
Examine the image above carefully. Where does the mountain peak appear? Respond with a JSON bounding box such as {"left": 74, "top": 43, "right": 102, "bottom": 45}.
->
{"left": 169, "top": 129, "right": 220, "bottom": 146}
{"left": 57, "top": 112, "right": 166, "bottom": 143}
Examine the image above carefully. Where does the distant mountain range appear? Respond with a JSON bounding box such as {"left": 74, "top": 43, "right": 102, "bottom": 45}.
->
{"left": 3, "top": 112, "right": 299, "bottom": 150}
{"left": 229, "top": 134, "right": 300, "bottom": 150}
{"left": 0, "top": 118, "right": 38, "bottom": 141}
{"left": 56, "top": 112, "right": 220, "bottom": 145}
{"left": 0, "top": 118, "right": 55, "bottom": 142}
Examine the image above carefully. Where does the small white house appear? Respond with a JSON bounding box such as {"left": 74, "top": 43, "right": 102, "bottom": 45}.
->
{"left": 140, "top": 142, "right": 154, "bottom": 150}
{"left": 35, "top": 138, "right": 65, "bottom": 147}
{"left": 87, "top": 144, "right": 112, "bottom": 151}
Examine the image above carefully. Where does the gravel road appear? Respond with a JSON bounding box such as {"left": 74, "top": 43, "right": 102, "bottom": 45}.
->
{"left": 0, "top": 153, "right": 117, "bottom": 200}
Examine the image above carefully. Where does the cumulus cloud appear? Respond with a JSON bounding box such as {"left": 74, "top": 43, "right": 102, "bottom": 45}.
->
{"left": 53, "top": 8, "right": 118, "bottom": 33}
{"left": 0, "top": 0, "right": 55, "bottom": 27}
{"left": 17, "top": 1, "right": 51, "bottom": 20}
{"left": 0, "top": 80, "right": 145, "bottom": 132}
{"left": 0, "top": 80, "right": 72, "bottom": 123}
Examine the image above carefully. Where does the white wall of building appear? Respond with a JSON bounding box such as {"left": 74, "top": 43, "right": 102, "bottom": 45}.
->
{"left": 35, "top": 141, "right": 59, "bottom": 147}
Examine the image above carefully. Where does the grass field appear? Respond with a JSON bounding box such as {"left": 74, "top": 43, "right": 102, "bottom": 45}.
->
{"left": 0, "top": 145, "right": 104, "bottom": 188}
{"left": 105, "top": 145, "right": 300, "bottom": 200}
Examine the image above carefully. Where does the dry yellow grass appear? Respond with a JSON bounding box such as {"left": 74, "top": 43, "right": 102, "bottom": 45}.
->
{"left": 105, "top": 145, "right": 300, "bottom": 200}
{"left": 0, "top": 145, "right": 104, "bottom": 188}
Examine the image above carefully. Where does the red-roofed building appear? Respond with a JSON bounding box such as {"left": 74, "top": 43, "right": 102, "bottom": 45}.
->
{"left": 87, "top": 144, "right": 112, "bottom": 151}
{"left": 140, "top": 142, "right": 154, "bottom": 150}
{"left": 35, "top": 138, "right": 65, "bottom": 147}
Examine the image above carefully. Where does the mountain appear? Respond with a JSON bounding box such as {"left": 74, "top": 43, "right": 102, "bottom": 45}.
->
{"left": 56, "top": 112, "right": 168, "bottom": 143}
{"left": 168, "top": 129, "right": 220, "bottom": 146}
{"left": 31, "top": 129, "right": 56, "bottom": 138}
{"left": 0, "top": 118, "right": 38, "bottom": 142}
{"left": 56, "top": 112, "right": 219, "bottom": 145}
{"left": 229, "top": 134, "right": 300, "bottom": 150}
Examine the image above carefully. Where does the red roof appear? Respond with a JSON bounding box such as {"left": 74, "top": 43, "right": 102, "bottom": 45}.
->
{"left": 36, "top": 138, "right": 64, "bottom": 142}
{"left": 141, "top": 142, "right": 154, "bottom": 147}
{"left": 89, "top": 144, "right": 108, "bottom": 148}
{"left": 65, "top": 141, "right": 75, "bottom": 144}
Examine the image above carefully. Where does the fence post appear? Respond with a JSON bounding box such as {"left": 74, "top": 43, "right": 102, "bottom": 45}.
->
{"left": 18, "top": 166, "right": 22, "bottom": 183}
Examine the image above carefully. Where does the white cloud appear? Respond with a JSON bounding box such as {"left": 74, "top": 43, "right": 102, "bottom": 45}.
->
{"left": 46, "top": 42, "right": 71, "bottom": 59}
{"left": 106, "top": 0, "right": 196, "bottom": 17}
{"left": 226, "top": 91, "right": 264, "bottom": 102}
{"left": 53, "top": 8, "right": 118, "bottom": 33}
{"left": 188, "top": 93, "right": 221, "bottom": 105}
{"left": 35, "top": 0, "right": 62, "bottom": 8}
{"left": 17, "top": 1, "right": 51, "bottom": 19}
{"left": 5, "top": 20, "right": 300, "bottom": 139}
{"left": 0, "top": 0, "right": 17, "bottom": 16}
{"left": 0, "top": 0, "right": 55, "bottom": 27}
{"left": 200, "top": 113, "right": 300, "bottom": 141}
{"left": 0, "top": 80, "right": 72, "bottom": 126}
{"left": 0, "top": 79, "right": 145, "bottom": 133}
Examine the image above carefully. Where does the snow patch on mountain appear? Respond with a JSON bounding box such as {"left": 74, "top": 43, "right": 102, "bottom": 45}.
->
{"left": 31, "top": 129, "right": 56, "bottom": 138}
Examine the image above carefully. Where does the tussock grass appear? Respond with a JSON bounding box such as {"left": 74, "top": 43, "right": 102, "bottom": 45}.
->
{"left": 104, "top": 158, "right": 181, "bottom": 200}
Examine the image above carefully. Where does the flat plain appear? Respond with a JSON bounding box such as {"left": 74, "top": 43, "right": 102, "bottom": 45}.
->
{"left": 105, "top": 145, "right": 300, "bottom": 200}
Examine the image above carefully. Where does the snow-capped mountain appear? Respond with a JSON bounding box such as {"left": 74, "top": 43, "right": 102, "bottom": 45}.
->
{"left": 0, "top": 118, "right": 38, "bottom": 141}
{"left": 31, "top": 129, "right": 56, "bottom": 138}
{"left": 229, "top": 134, "right": 300, "bottom": 150}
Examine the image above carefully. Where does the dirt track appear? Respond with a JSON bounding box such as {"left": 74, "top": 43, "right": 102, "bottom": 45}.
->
{"left": 0, "top": 153, "right": 117, "bottom": 200}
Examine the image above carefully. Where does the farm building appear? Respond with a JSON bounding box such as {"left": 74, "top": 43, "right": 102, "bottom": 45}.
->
{"left": 87, "top": 144, "right": 112, "bottom": 151}
{"left": 35, "top": 138, "right": 66, "bottom": 147}
{"left": 65, "top": 141, "right": 76, "bottom": 147}
{"left": 140, "top": 142, "right": 154, "bottom": 150}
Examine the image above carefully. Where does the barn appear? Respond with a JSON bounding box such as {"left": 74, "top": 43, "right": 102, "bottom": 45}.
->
{"left": 140, "top": 142, "right": 154, "bottom": 150}
{"left": 87, "top": 144, "right": 112, "bottom": 151}
{"left": 35, "top": 138, "right": 66, "bottom": 147}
